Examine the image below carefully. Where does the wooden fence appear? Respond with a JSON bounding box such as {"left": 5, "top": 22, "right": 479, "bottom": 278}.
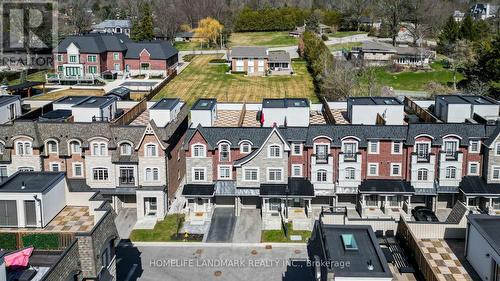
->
{"left": 112, "top": 99, "right": 147, "bottom": 126}
{"left": 144, "top": 70, "right": 177, "bottom": 101}
{"left": 404, "top": 96, "right": 440, "bottom": 123}
{"left": 320, "top": 97, "right": 335, "bottom": 124}
{"left": 0, "top": 231, "right": 76, "bottom": 250}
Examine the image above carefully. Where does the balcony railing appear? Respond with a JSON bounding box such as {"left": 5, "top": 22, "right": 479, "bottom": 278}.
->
{"left": 415, "top": 153, "right": 431, "bottom": 163}
{"left": 442, "top": 151, "right": 460, "bottom": 161}
{"left": 119, "top": 176, "right": 135, "bottom": 186}
{"left": 314, "top": 154, "right": 329, "bottom": 164}
{"left": 342, "top": 153, "right": 357, "bottom": 162}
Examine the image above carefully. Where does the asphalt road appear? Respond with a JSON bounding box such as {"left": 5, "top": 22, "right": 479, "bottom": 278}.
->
{"left": 116, "top": 242, "right": 311, "bottom": 281}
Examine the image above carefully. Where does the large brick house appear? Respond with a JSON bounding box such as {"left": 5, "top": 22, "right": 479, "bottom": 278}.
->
{"left": 51, "top": 33, "right": 178, "bottom": 83}
{"left": 182, "top": 97, "right": 500, "bottom": 231}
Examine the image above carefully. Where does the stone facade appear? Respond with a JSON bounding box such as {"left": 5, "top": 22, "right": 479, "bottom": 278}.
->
{"left": 43, "top": 240, "right": 82, "bottom": 281}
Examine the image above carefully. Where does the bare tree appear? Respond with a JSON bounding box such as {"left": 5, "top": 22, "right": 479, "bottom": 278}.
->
{"left": 66, "top": 0, "right": 93, "bottom": 34}
{"left": 345, "top": 0, "right": 371, "bottom": 31}
{"left": 377, "top": 0, "right": 409, "bottom": 46}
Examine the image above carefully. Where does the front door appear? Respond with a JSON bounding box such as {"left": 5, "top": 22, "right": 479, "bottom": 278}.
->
{"left": 144, "top": 197, "right": 157, "bottom": 216}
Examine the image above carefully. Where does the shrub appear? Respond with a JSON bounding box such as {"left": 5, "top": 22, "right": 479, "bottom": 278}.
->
{"left": 22, "top": 233, "right": 59, "bottom": 250}
{"left": 0, "top": 233, "right": 17, "bottom": 250}
{"left": 321, "top": 34, "right": 329, "bottom": 41}
{"left": 208, "top": 58, "right": 227, "bottom": 64}
{"left": 182, "top": 54, "right": 196, "bottom": 62}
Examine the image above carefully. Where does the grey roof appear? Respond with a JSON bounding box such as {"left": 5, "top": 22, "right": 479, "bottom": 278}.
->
{"left": 0, "top": 95, "right": 20, "bottom": 107}
{"left": 459, "top": 176, "right": 500, "bottom": 195}
{"left": 231, "top": 46, "right": 268, "bottom": 58}
{"left": 359, "top": 179, "right": 414, "bottom": 194}
{"left": 174, "top": 32, "right": 195, "bottom": 38}
{"left": 191, "top": 98, "right": 216, "bottom": 110}
{"left": 359, "top": 41, "right": 397, "bottom": 53}
{"left": 54, "top": 96, "right": 90, "bottom": 105}
{"left": 467, "top": 214, "right": 500, "bottom": 257}
{"left": 262, "top": 98, "right": 309, "bottom": 108}
{"left": 106, "top": 87, "right": 130, "bottom": 98}
{"left": 406, "top": 123, "right": 486, "bottom": 145}
{"left": 436, "top": 94, "right": 498, "bottom": 105}
{"left": 93, "top": 19, "right": 131, "bottom": 29}
{"left": 55, "top": 33, "right": 130, "bottom": 53}
{"left": 124, "top": 41, "right": 178, "bottom": 60}
{"left": 484, "top": 124, "right": 500, "bottom": 147}
{"left": 39, "top": 109, "right": 72, "bottom": 121}
{"left": 0, "top": 171, "right": 64, "bottom": 193}
{"left": 151, "top": 98, "right": 180, "bottom": 110}
{"left": 72, "top": 96, "right": 116, "bottom": 108}
{"left": 308, "top": 222, "right": 392, "bottom": 278}
{"left": 268, "top": 51, "right": 290, "bottom": 63}
{"left": 185, "top": 127, "right": 274, "bottom": 150}
{"left": 348, "top": 96, "right": 402, "bottom": 106}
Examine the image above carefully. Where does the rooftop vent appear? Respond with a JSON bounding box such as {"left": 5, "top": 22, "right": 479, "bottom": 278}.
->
{"left": 341, "top": 234, "right": 358, "bottom": 251}
{"left": 475, "top": 98, "right": 485, "bottom": 104}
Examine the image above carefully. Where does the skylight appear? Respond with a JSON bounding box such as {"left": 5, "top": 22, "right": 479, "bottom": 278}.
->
{"left": 341, "top": 234, "right": 358, "bottom": 251}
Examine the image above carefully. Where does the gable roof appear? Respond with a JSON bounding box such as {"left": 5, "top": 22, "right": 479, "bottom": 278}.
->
{"left": 124, "top": 41, "right": 178, "bottom": 60}
{"left": 231, "top": 46, "right": 268, "bottom": 58}
{"left": 93, "top": 19, "right": 131, "bottom": 29}
{"left": 55, "top": 33, "right": 130, "bottom": 53}
{"left": 406, "top": 123, "right": 486, "bottom": 145}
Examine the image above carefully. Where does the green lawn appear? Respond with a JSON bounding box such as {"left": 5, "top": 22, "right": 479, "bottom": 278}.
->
{"left": 261, "top": 223, "right": 311, "bottom": 243}
{"left": 229, "top": 32, "right": 298, "bottom": 47}
{"left": 327, "top": 42, "right": 362, "bottom": 51}
{"left": 367, "top": 61, "right": 464, "bottom": 91}
{"left": 153, "top": 55, "right": 317, "bottom": 105}
{"left": 130, "top": 214, "right": 198, "bottom": 242}
{"left": 328, "top": 31, "right": 367, "bottom": 38}
{"left": 174, "top": 41, "right": 216, "bottom": 51}
{"left": 8, "top": 70, "right": 48, "bottom": 85}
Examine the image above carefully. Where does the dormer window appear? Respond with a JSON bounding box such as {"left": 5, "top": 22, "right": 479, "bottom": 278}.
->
{"left": 69, "top": 55, "right": 77, "bottom": 63}
{"left": 121, "top": 143, "right": 132, "bottom": 156}
{"left": 145, "top": 144, "right": 157, "bottom": 157}
{"left": 91, "top": 142, "right": 107, "bottom": 156}
{"left": 16, "top": 141, "right": 32, "bottom": 156}
{"left": 46, "top": 140, "right": 58, "bottom": 154}
{"left": 342, "top": 141, "right": 357, "bottom": 155}
{"left": 192, "top": 144, "right": 206, "bottom": 158}
{"left": 219, "top": 143, "right": 230, "bottom": 162}
{"left": 415, "top": 142, "right": 430, "bottom": 159}
{"left": 268, "top": 145, "right": 281, "bottom": 158}
{"left": 240, "top": 142, "right": 251, "bottom": 154}
{"left": 69, "top": 141, "right": 81, "bottom": 154}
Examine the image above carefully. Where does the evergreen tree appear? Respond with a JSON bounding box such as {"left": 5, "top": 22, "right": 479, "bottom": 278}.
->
{"left": 437, "top": 16, "right": 460, "bottom": 55}
{"left": 140, "top": 3, "right": 154, "bottom": 40}
{"left": 460, "top": 14, "right": 476, "bottom": 41}
{"left": 305, "top": 10, "right": 321, "bottom": 34}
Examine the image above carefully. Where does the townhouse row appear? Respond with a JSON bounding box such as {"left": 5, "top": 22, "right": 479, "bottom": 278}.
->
{"left": 182, "top": 123, "right": 500, "bottom": 229}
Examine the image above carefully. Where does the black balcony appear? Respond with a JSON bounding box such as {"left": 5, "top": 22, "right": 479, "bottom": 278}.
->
{"left": 315, "top": 154, "right": 329, "bottom": 164}
{"left": 443, "top": 151, "right": 460, "bottom": 161}
{"left": 414, "top": 152, "right": 431, "bottom": 163}
{"left": 119, "top": 176, "right": 135, "bottom": 186}
{"left": 342, "top": 153, "right": 357, "bottom": 162}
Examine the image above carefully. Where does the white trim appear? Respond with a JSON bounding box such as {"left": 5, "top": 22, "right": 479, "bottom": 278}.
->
{"left": 234, "top": 128, "right": 290, "bottom": 167}
{"left": 315, "top": 169, "right": 328, "bottom": 182}
{"left": 217, "top": 165, "right": 232, "bottom": 180}
{"left": 67, "top": 139, "right": 82, "bottom": 155}
{"left": 441, "top": 138, "right": 459, "bottom": 151}
{"left": 442, "top": 134, "right": 463, "bottom": 140}
{"left": 191, "top": 143, "right": 207, "bottom": 158}
{"left": 390, "top": 163, "right": 402, "bottom": 176}
{"left": 368, "top": 141, "right": 379, "bottom": 154}
{"left": 242, "top": 167, "right": 259, "bottom": 182}
{"left": 414, "top": 141, "right": 431, "bottom": 154}
{"left": 267, "top": 167, "right": 284, "bottom": 182}
{"left": 92, "top": 167, "right": 110, "bottom": 181}
{"left": 90, "top": 141, "right": 108, "bottom": 156}
{"left": 49, "top": 162, "right": 60, "bottom": 172}
{"left": 341, "top": 140, "right": 358, "bottom": 153}
{"left": 44, "top": 139, "right": 59, "bottom": 155}
{"left": 15, "top": 140, "right": 33, "bottom": 156}
{"left": 237, "top": 140, "right": 254, "bottom": 146}
{"left": 495, "top": 142, "right": 500, "bottom": 156}
{"left": 468, "top": 162, "right": 480, "bottom": 176}
{"left": 340, "top": 136, "right": 361, "bottom": 142}
{"left": 414, "top": 134, "right": 434, "bottom": 140}
{"left": 391, "top": 141, "right": 403, "bottom": 154}
{"left": 468, "top": 140, "right": 480, "bottom": 153}
{"left": 144, "top": 167, "right": 160, "bottom": 182}
{"left": 239, "top": 142, "right": 252, "bottom": 154}
{"left": 367, "top": 163, "right": 379, "bottom": 176}
{"left": 268, "top": 144, "right": 283, "bottom": 158}
{"left": 291, "top": 143, "right": 303, "bottom": 156}
{"left": 72, "top": 162, "right": 84, "bottom": 178}
{"left": 291, "top": 164, "right": 303, "bottom": 177}
{"left": 191, "top": 167, "right": 207, "bottom": 182}
{"left": 216, "top": 139, "right": 232, "bottom": 146}
{"left": 312, "top": 135, "right": 333, "bottom": 142}
{"left": 218, "top": 142, "right": 231, "bottom": 162}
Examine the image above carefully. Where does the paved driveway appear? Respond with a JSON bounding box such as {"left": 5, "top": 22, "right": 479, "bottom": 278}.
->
{"left": 205, "top": 208, "right": 236, "bottom": 243}
{"left": 233, "top": 209, "right": 261, "bottom": 243}
{"left": 116, "top": 243, "right": 309, "bottom": 281}
{"left": 115, "top": 208, "right": 137, "bottom": 239}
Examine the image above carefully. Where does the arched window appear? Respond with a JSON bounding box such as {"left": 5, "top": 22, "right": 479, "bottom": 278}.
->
{"left": 316, "top": 169, "right": 327, "bottom": 182}
{"left": 417, "top": 168, "right": 428, "bottom": 181}
{"left": 16, "top": 141, "right": 32, "bottom": 156}
{"left": 91, "top": 142, "right": 107, "bottom": 156}
{"left": 445, "top": 166, "right": 457, "bottom": 179}
{"left": 69, "top": 141, "right": 81, "bottom": 154}
{"left": 219, "top": 143, "right": 230, "bottom": 161}
{"left": 192, "top": 144, "right": 206, "bottom": 157}
{"left": 240, "top": 142, "right": 251, "bottom": 154}
{"left": 120, "top": 143, "right": 132, "bottom": 156}
{"left": 145, "top": 144, "right": 157, "bottom": 157}
{"left": 268, "top": 145, "right": 281, "bottom": 158}
{"left": 145, "top": 167, "right": 159, "bottom": 181}
{"left": 46, "top": 140, "right": 58, "bottom": 154}
{"left": 345, "top": 167, "right": 355, "bottom": 180}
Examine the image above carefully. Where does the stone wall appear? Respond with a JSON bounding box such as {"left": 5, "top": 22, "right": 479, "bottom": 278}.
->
{"left": 44, "top": 240, "right": 82, "bottom": 281}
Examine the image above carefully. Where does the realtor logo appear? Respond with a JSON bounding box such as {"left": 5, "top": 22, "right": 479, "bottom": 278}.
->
{"left": 0, "top": 0, "right": 57, "bottom": 69}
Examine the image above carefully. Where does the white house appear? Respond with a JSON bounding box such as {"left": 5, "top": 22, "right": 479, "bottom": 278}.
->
{"left": 149, "top": 98, "right": 183, "bottom": 127}
{"left": 0, "top": 95, "right": 21, "bottom": 124}
{"left": 347, "top": 97, "right": 404, "bottom": 125}
{"left": 465, "top": 215, "right": 500, "bottom": 281}
{"left": 434, "top": 95, "right": 499, "bottom": 123}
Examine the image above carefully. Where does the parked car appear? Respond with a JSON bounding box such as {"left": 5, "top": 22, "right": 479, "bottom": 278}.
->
{"left": 412, "top": 206, "right": 439, "bottom": 222}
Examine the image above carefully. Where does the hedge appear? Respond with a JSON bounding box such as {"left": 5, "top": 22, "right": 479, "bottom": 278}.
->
{"left": 234, "top": 7, "right": 310, "bottom": 32}
{"left": 208, "top": 58, "right": 227, "bottom": 64}
{"left": 0, "top": 233, "right": 17, "bottom": 250}
{"left": 22, "top": 233, "right": 59, "bottom": 250}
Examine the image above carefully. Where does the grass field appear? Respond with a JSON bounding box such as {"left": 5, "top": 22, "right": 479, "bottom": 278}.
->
{"left": 229, "top": 32, "right": 298, "bottom": 47}
{"left": 261, "top": 223, "right": 311, "bottom": 243}
{"left": 8, "top": 70, "right": 48, "bottom": 85}
{"left": 130, "top": 214, "right": 202, "bottom": 242}
{"left": 174, "top": 41, "right": 215, "bottom": 51}
{"left": 328, "top": 42, "right": 362, "bottom": 51}
{"left": 328, "top": 31, "right": 367, "bottom": 38}
{"left": 153, "top": 55, "right": 317, "bottom": 104}
{"left": 368, "top": 61, "right": 464, "bottom": 91}
{"left": 32, "top": 88, "right": 105, "bottom": 100}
